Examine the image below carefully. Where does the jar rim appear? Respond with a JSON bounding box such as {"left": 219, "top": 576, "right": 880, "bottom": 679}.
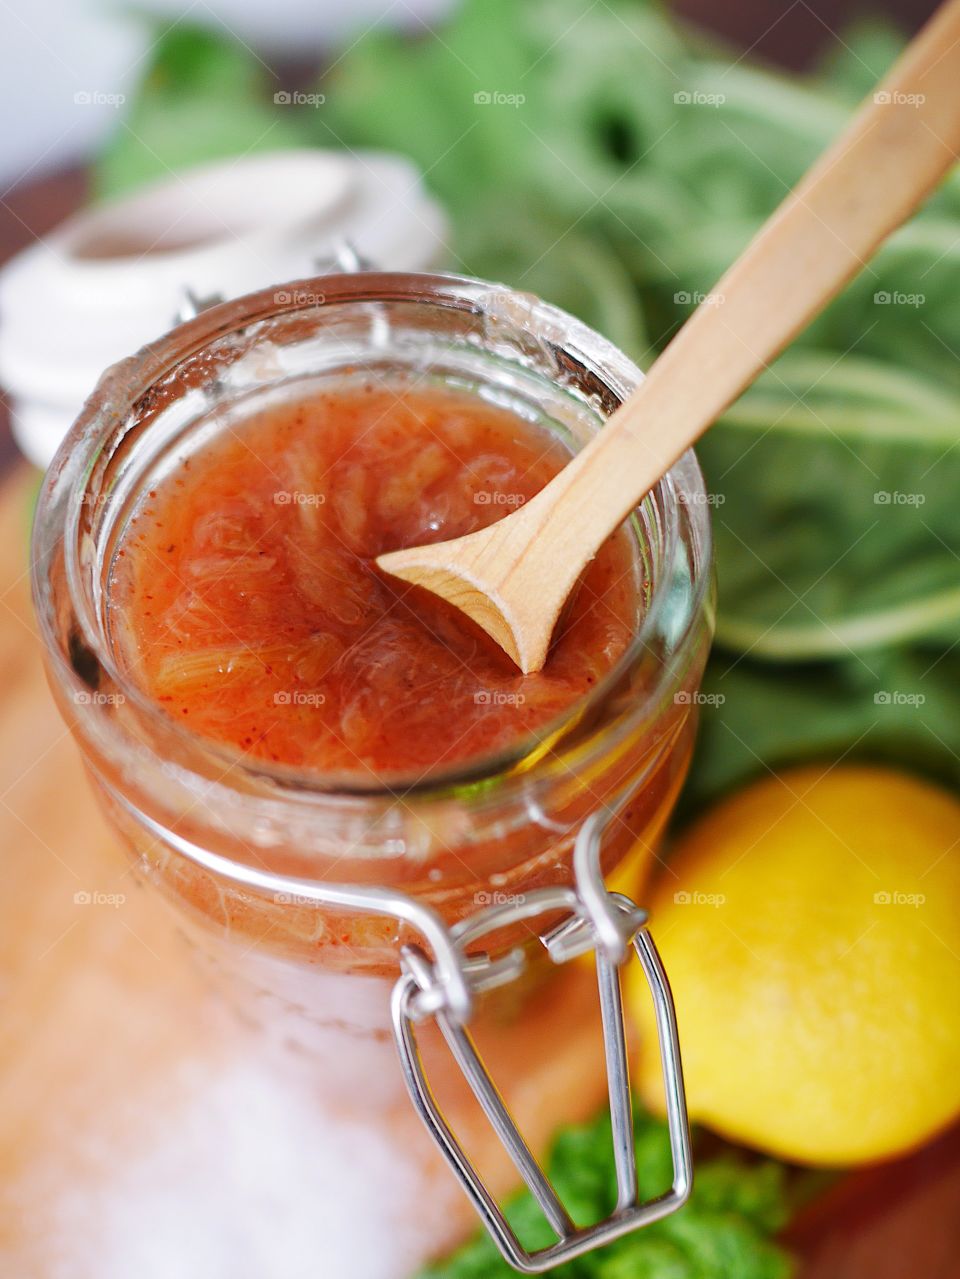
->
{"left": 32, "top": 270, "right": 713, "bottom": 809}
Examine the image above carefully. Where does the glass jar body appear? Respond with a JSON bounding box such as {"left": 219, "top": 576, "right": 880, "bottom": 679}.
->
{"left": 33, "top": 271, "right": 713, "bottom": 1079}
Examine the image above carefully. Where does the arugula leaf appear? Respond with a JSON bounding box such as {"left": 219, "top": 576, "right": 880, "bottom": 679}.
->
{"left": 814, "top": 18, "right": 909, "bottom": 100}
{"left": 701, "top": 351, "right": 960, "bottom": 661}
{"left": 416, "top": 1106, "right": 793, "bottom": 1279}
{"left": 680, "top": 644, "right": 960, "bottom": 816}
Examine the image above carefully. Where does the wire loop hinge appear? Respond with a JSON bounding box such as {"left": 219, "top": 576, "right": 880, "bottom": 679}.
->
{"left": 390, "top": 812, "right": 693, "bottom": 1274}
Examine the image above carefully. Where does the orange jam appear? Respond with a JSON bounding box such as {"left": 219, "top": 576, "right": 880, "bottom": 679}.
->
{"left": 108, "top": 382, "right": 640, "bottom": 779}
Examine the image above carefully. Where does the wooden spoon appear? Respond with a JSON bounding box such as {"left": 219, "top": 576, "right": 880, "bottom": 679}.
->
{"left": 378, "top": 0, "right": 960, "bottom": 673}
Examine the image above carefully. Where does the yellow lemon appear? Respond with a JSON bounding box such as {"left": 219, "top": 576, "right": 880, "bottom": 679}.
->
{"left": 629, "top": 764, "right": 960, "bottom": 1164}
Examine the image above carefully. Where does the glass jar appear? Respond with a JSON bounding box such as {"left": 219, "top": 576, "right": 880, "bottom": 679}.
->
{"left": 32, "top": 271, "right": 713, "bottom": 1268}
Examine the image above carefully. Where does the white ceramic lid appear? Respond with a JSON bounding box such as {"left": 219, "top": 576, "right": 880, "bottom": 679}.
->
{"left": 0, "top": 149, "right": 449, "bottom": 468}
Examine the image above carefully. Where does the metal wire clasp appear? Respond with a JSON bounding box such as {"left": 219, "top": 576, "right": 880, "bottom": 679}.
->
{"left": 390, "top": 807, "right": 693, "bottom": 1274}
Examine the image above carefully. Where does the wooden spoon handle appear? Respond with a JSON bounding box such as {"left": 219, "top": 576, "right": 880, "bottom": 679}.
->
{"left": 521, "top": 0, "right": 960, "bottom": 595}
{"left": 378, "top": 0, "right": 960, "bottom": 674}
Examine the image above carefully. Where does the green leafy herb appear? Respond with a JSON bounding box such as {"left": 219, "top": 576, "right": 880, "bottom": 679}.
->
{"left": 682, "top": 644, "right": 960, "bottom": 815}
{"left": 701, "top": 351, "right": 960, "bottom": 660}
{"left": 95, "top": 23, "right": 313, "bottom": 199}
{"left": 416, "top": 1105, "right": 793, "bottom": 1278}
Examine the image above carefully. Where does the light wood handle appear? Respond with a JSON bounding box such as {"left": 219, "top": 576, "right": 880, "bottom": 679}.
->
{"left": 377, "top": 0, "right": 960, "bottom": 672}
{"left": 510, "top": 0, "right": 960, "bottom": 605}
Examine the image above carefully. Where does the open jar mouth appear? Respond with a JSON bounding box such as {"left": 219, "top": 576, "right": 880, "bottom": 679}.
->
{"left": 32, "top": 270, "right": 712, "bottom": 811}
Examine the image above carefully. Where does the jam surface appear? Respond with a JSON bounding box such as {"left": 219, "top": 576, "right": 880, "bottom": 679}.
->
{"left": 109, "top": 382, "right": 639, "bottom": 780}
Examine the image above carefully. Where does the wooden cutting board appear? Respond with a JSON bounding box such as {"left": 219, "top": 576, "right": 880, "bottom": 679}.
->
{"left": 0, "top": 461, "right": 957, "bottom": 1278}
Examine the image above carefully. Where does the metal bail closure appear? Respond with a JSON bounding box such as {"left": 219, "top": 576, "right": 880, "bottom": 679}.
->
{"left": 389, "top": 812, "right": 693, "bottom": 1275}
